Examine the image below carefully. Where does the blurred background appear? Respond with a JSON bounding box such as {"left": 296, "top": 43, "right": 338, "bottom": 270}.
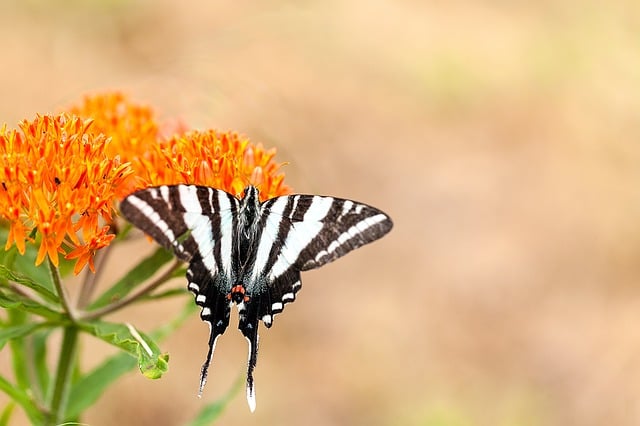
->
{"left": 1, "top": 1, "right": 640, "bottom": 425}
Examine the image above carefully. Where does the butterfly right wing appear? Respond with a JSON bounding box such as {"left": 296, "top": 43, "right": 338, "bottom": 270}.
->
{"left": 120, "top": 184, "right": 241, "bottom": 395}
{"left": 246, "top": 192, "right": 393, "bottom": 327}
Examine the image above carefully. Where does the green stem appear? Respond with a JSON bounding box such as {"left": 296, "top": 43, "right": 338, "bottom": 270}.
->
{"left": 48, "top": 258, "right": 76, "bottom": 322}
{"left": 78, "top": 259, "right": 182, "bottom": 321}
{"left": 45, "top": 326, "right": 78, "bottom": 426}
{"left": 77, "top": 244, "right": 113, "bottom": 309}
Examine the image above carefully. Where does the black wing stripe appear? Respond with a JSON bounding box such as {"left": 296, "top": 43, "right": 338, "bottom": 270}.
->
{"left": 251, "top": 195, "right": 298, "bottom": 282}
{"left": 267, "top": 195, "right": 334, "bottom": 280}
{"left": 311, "top": 212, "right": 390, "bottom": 265}
{"left": 120, "top": 191, "right": 193, "bottom": 261}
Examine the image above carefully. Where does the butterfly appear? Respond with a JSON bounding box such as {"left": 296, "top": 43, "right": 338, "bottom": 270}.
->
{"left": 120, "top": 184, "right": 393, "bottom": 411}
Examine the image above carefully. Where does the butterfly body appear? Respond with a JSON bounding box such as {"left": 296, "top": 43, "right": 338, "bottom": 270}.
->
{"left": 120, "top": 184, "right": 393, "bottom": 411}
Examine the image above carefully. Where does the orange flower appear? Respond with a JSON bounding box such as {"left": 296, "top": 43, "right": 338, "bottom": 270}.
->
{"left": 0, "top": 114, "right": 133, "bottom": 272}
{"left": 68, "top": 92, "right": 290, "bottom": 200}
{"left": 66, "top": 226, "right": 115, "bottom": 274}
{"left": 144, "top": 129, "right": 291, "bottom": 201}
{"left": 67, "top": 91, "right": 163, "bottom": 194}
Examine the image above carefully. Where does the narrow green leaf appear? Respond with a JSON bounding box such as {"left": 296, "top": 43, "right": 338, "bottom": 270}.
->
{"left": 66, "top": 352, "right": 136, "bottom": 418}
{"left": 67, "top": 300, "right": 196, "bottom": 418}
{"left": 0, "top": 322, "right": 49, "bottom": 350}
{"left": 0, "top": 265, "right": 58, "bottom": 303}
{"left": 32, "top": 329, "right": 51, "bottom": 401}
{"left": 89, "top": 247, "right": 174, "bottom": 310}
{"left": 187, "top": 375, "right": 244, "bottom": 426}
{"left": 151, "top": 298, "right": 198, "bottom": 342}
{"left": 144, "top": 287, "right": 188, "bottom": 301}
{"left": 0, "top": 374, "right": 43, "bottom": 424}
{"left": 0, "top": 292, "right": 62, "bottom": 321}
{"left": 6, "top": 310, "right": 30, "bottom": 392}
{"left": 0, "top": 403, "right": 14, "bottom": 426}
{"left": 79, "top": 321, "right": 169, "bottom": 379}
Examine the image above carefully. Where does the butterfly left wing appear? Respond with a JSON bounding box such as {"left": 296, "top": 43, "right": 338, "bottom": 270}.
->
{"left": 120, "top": 185, "right": 241, "bottom": 396}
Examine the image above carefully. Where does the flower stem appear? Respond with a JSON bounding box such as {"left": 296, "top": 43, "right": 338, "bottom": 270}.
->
{"left": 45, "top": 326, "right": 78, "bottom": 426}
{"left": 77, "top": 243, "right": 113, "bottom": 308}
{"left": 78, "top": 259, "right": 182, "bottom": 321}
{"left": 48, "top": 258, "right": 76, "bottom": 322}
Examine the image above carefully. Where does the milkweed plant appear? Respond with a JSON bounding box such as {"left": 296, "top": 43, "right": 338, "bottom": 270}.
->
{"left": 0, "top": 92, "right": 290, "bottom": 425}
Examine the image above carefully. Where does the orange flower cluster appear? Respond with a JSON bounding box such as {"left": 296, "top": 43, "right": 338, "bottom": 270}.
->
{"left": 69, "top": 92, "right": 290, "bottom": 200}
{"left": 0, "top": 114, "right": 132, "bottom": 273}
{"left": 144, "top": 130, "right": 290, "bottom": 201}
{"left": 0, "top": 92, "right": 291, "bottom": 274}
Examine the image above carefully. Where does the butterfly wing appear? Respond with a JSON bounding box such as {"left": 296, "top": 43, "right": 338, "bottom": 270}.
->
{"left": 240, "top": 192, "right": 393, "bottom": 326}
{"left": 120, "top": 184, "right": 241, "bottom": 395}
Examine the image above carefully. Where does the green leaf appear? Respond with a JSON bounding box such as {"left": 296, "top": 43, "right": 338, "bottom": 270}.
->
{"left": 89, "top": 247, "right": 174, "bottom": 310}
{"left": 0, "top": 374, "right": 43, "bottom": 425}
{"left": 0, "top": 322, "right": 50, "bottom": 350}
{"left": 66, "top": 352, "right": 137, "bottom": 418}
{"left": 6, "top": 310, "right": 30, "bottom": 391}
{"left": 144, "top": 287, "right": 188, "bottom": 301}
{"left": 151, "top": 298, "right": 198, "bottom": 342}
{"left": 0, "top": 265, "right": 59, "bottom": 303}
{"left": 187, "top": 374, "right": 244, "bottom": 426}
{"left": 32, "top": 329, "right": 51, "bottom": 401}
{"left": 79, "top": 321, "right": 169, "bottom": 379}
{"left": 67, "top": 299, "right": 196, "bottom": 418}
{"left": 0, "top": 227, "right": 54, "bottom": 291}
{"left": 0, "top": 403, "right": 14, "bottom": 426}
{"left": 0, "top": 292, "right": 62, "bottom": 321}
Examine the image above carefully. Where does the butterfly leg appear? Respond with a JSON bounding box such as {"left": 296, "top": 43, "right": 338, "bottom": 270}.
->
{"left": 238, "top": 299, "right": 260, "bottom": 412}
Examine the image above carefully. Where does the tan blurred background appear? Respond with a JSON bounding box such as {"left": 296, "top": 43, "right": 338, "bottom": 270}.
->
{"left": 1, "top": 1, "right": 640, "bottom": 425}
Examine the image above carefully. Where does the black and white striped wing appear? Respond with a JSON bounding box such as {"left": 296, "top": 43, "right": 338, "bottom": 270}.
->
{"left": 119, "top": 185, "right": 240, "bottom": 394}
{"left": 245, "top": 193, "right": 393, "bottom": 326}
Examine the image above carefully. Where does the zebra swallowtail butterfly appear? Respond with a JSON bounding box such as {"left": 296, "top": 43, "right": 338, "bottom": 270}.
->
{"left": 120, "top": 184, "right": 393, "bottom": 411}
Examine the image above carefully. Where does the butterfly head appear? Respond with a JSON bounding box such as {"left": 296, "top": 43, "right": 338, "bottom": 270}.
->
{"left": 242, "top": 185, "right": 260, "bottom": 201}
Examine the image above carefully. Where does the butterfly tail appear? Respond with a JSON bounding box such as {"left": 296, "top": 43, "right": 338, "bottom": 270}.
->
{"left": 238, "top": 300, "right": 260, "bottom": 412}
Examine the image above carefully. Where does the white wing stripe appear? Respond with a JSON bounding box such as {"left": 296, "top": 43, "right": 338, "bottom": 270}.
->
{"left": 184, "top": 213, "right": 217, "bottom": 276}
{"left": 313, "top": 213, "right": 388, "bottom": 262}
{"left": 160, "top": 185, "right": 170, "bottom": 203}
{"left": 251, "top": 196, "right": 288, "bottom": 280}
{"left": 268, "top": 196, "right": 333, "bottom": 279}
{"left": 125, "top": 195, "right": 179, "bottom": 248}
{"left": 178, "top": 185, "right": 203, "bottom": 213}
{"left": 217, "top": 191, "right": 234, "bottom": 274}
{"left": 303, "top": 196, "right": 334, "bottom": 221}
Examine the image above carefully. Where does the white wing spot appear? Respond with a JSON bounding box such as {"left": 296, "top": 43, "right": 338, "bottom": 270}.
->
{"left": 201, "top": 307, "right": 212, "bottom": 317}
{"left": 342, "top": 200, "right": 353, "bottom": 216}
{"left": 271, "top": 302, "right": 283, "bottom": 311}
{"left": 196, "top": 294, "right": 206, "bottom": 303}
{"left": 282, "top": 292, "right": 295, "bottom": 301}
{"left": 188, "top": 282, "right": 200, "bottom": 292}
